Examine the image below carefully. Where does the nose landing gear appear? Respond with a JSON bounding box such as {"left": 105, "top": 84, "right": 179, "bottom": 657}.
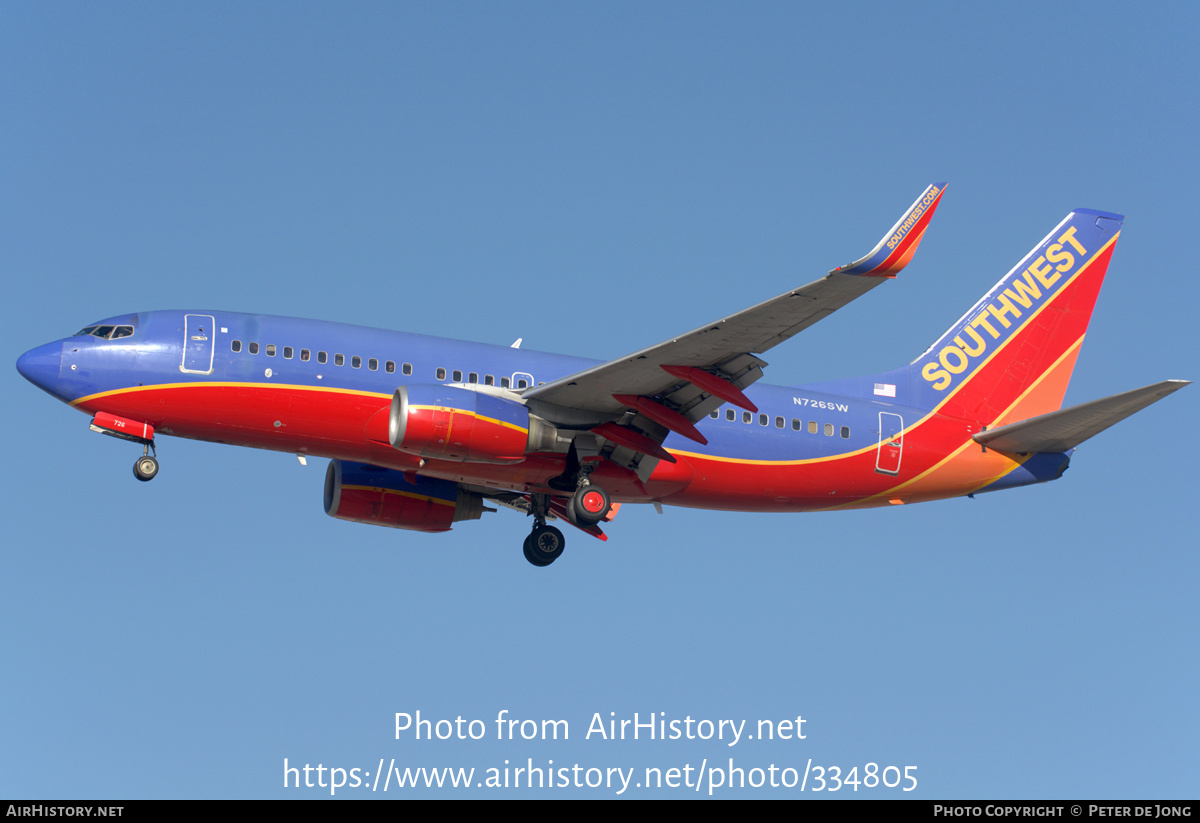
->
{"left": 88, "top": 412, "right": 160, "bottom": 482}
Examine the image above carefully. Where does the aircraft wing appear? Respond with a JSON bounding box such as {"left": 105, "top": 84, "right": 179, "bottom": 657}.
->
{"left": 523, "top": 184, "right": 946, "bottom": 445}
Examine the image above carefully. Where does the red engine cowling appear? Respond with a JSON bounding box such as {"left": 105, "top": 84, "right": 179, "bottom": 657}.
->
{"left": 389, "top": 384, "right": 531, "bottom": 463}
{"left": 323, "top": 460, "right": 484, "bottom": 532}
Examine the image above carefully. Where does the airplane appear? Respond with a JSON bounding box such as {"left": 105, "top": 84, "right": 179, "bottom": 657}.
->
{"left": 16, "top": 184, "right": 1189, "bottom": 566}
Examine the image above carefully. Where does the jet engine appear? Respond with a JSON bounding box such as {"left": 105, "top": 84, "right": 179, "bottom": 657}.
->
{"left": 389, "top": 384, "right": 538, "bottom": 463}
{"left": 323, "top": 459, "right": 484, "bottom": 532}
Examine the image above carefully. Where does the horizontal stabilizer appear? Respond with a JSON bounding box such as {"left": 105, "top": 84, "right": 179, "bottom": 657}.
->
{"left": 973, "top": 380, "right": 1190, "bottom": 453}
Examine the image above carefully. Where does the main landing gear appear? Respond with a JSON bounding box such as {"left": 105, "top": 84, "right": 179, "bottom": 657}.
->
{"left": 521, "top": 479, "right": 614, "bottom": 567}
{"left": 522, "top": 493, "right": 563, "bottom": 567}
{"left": 568, "top": 484, "right": 611, "bottom": 527}
{"left": 523, "top": 524, "right": 565, "bottom": 567}
{"left": 132, "top": 444, "right": 159, "bottom": 482}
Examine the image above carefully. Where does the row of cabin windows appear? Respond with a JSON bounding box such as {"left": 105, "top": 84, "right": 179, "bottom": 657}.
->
{"left": 433, "top": 369, "right": 531, "bottom": 389}
{"left": 226, "top": 340, "right": 836, "bottom": 433}
{"left": 230, "top": 339, "right": 411, "bottom": 375}
{"left": 229, "top": 339, "right": 532, "bottom": 388}
{"left": 228, "top": 338, "right": 836, "bottom": 434}
{"left": 709, "top": 407, "right": 850, "bottom": 439}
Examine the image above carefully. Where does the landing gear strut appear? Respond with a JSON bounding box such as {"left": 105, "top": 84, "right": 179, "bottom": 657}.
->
{"left": 133, "top": 443, "right": 159, "bottom": 482}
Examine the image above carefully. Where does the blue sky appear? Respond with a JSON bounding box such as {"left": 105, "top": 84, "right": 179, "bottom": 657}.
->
{"left": 3, "top": 2, "right": 1196, "bottom": 799}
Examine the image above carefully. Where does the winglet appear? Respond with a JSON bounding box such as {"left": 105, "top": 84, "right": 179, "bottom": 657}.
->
{"left": 831, "top": 183, "right": 946, "bottom": 277}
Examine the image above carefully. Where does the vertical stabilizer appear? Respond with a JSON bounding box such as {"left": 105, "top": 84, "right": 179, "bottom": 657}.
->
{"left": 910, "top": 208, "right": 1123, "bottom": 427}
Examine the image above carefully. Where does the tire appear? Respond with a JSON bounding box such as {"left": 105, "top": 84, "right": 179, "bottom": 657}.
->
{"left": 133, "top": 455, "right": 159, "bottom": 482}
{"left": 571, "top": 485, "right": 610, "bottom": 526}
{"left": 526, "top": 525, "right": 565, "bottom": 565}
{"left": 523, "top": 541, "right": 551, "bottom": 566}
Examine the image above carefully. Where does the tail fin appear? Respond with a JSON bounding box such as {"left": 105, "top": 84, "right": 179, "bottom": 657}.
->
{"left": 911, "top": 208, "right": 1123, "bottom": 426}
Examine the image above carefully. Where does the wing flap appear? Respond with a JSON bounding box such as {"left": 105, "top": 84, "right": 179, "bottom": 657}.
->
{"left": 973, "top": 380, "right": 1190, "bottom": 453}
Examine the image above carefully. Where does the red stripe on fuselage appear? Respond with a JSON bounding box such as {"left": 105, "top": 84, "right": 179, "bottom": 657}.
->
{"left": 67, "top": 379, "right": 1006, "bottom": 510}
{"left": 71, "top": 382, "right": 579, "bottom": 494}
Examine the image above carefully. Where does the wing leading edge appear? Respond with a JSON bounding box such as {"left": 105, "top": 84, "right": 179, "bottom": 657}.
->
{"left": 523, "top": 184, "right": 947, "bottom": 460}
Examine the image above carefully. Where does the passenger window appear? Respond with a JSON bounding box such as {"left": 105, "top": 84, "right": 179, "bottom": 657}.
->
{"left": 758, "top": 414, "right": 768, "bottom": 426}
{"left": 283, "top": 346, "right": 293, "bottom": 359}
{"left": 231, "top": 340, "right": 242, "bottom": 353}
{"left": 249, "top": 342, "right": 260, "bottom": 354}
{"left": 385, "top": 361, "right": 396, "bottom": 374}
{"left": 775, "top": 416, "right": 784, "bottom": 428}
{"left": 368, "top": 358, "right": 378, "bottom": 371}
{"left": 317, "top": 351, "right": 328, "bottom": 364}
{"left": 709, "top": 410, "right": 718, "bottom": 419}
{"left": 500, "top": 377, "right": 511, "bottom": 388}
{"left": 401, "top": 363, "right": 411, "bottom": 376}
{"left": 265, "top": 344, "right": 276, "bottom": 357}
{"left": 468, "top": 372, "right": 478, "bottom": 383}
{"left": 742, "top": 411, "right": 752, "bottom": 424}
{"left": 484, "top": 375, "right": 494, "bottom": 386}
{"left": 334, "top": 354, "right": 345, "bottom": 366}
{"left": 351, "top": 356, "right": 361, "bottom": 369}
{"left": 791, "top": 418, "right": 801, "bottom": 431}
{"left": 436, "top": 368, "right": 446, "bottom": 380}
{"left": 808, "top": 421, "right": 817, "bottom": 434}
{"left": 300, "top": 349, "right": 310, "bottom": 361}
{"left": 840, "top": 426, "right": 850, "bottom": 438}
{"left": 726, "top": 409, "right": 735, "bottom": 421}
{"left": 824, "top": 423, "right": 834, "bottom": 436}
{"left": 452, "top": 370, "right": 462, "bottom": 382}
{"left": 516, "top": 378, "right": 529, "bottom": 389}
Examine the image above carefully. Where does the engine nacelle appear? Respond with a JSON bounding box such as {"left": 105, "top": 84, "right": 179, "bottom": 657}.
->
{"left": 323, "top": 460, "right": 484, "bottom": 532}
{"left": 389, "top": 384, "right": 532, "bottom": 463}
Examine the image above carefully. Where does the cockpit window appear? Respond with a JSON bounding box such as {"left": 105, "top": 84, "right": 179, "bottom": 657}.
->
{"left": 74, "top": 325, "right": 134, "bottom": 340}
